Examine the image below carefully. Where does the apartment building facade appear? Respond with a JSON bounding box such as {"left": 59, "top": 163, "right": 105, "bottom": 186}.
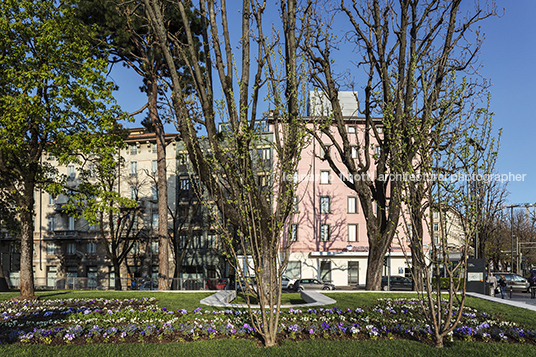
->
{"left": 0, "top": 128, "right": 228, "bottom": 289}
{"left": 281, "top": 92, "right": 436, "bottom": 287}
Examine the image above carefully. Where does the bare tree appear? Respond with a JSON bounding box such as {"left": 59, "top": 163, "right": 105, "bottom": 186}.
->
{"left": 301, "top": 0, "right": 496, "bottom": 290}
{"left": 142, "top": 0, "right": 307, "bottom": 347}
{"left": 396, "top": 94, "right": 500, "bottom": 348}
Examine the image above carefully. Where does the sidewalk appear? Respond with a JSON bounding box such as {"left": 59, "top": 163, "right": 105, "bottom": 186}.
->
{"left": 466, "top": 291, "right": 536, "bottom": 312}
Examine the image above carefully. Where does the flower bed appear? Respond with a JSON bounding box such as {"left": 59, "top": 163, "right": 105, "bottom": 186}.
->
{"left": 1, "top": 297, "right": 535, "bottom": 346}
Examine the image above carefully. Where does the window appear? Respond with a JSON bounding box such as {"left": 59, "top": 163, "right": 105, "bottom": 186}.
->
{"left": 10, "top": 242, "right": 20, "bottom": 253}
{"left": 320, "top": 261, "right": 332, "bottom": 282}
{"left": 433, "top": 223, "right": 439, "bottom": 231}
{"left": 348, "top": 224, "right": 358, "bottom": 242}
{"left": 49, "top": 194, "right": 56, "bottom": 205}
{"left": 152, "top": 185, "right": 158, "bottom": 200}
{"left": 434, "top": 235, "right": 439, "bottom": 245}
{"left": 87, "top": 242, "right": 96, "bottom": 255}
{"left": 152, "top": 266, "right": 159, "bottom": 283}
{"left": 292, "top": 196, "right": 299, "bottom": 213}
{"left": 89, "top": 164, "right": 95, "bottom": 178}
{"left": 180, "top": 178, "right": 190, "bottom": 191}
{"left": 152, "top": 213, "right": 159, "bottom": 229}
{"left": 132, "top": 215, "right": 138, "bottom": 230}
{"left": 320, "top": 196, "right": 331, "bottom": 213}
{"left": 109, "top": 267, "right": 116, "bottom": 288}
{"left": 47, "top": 243, "right": 56, "bottom": 255}
{"left": 348, "top": 126, "right": 356, "bottom": 133}
{"left": 152, "top": 160, "right": 157, "bottom": 174}
{"left": 48, "top": 216, "right": 55, "bottom": 231}
{"left": 433, "top": 211, "right": 439, "bottom": 218}
{"left": 130, "top": 144, "right": 137, "bottom": 155}
{"left": 68, "top": 216, "right": 75, "bottom": 230}
{"left": 286, "top": 261, "right": 301, "bottom": 280}
{"left": 351, "top": 146, "right": 358, "bottom": 159}
{"left": 290, "top": 224, "right": 298, "bottom": 242}
{"left": 290, "top": 171, "right": 298, "bottom": 183}
{"left": 320, "top": 171, "right": 331, "bottom": 184}
{"left": 151, "top": 241, "right": 159, "bottom": 254}
{"left": 320, "top": 224, "right": 330, "bottom": 242}
{"left": 152, "top": 143, "right": 157, "bottom": 153}
{"left": 407, "top": 223, "right": 413, "bottom": 239}
{"left": 207, "top": 234, "right": 216, "bottom": 249}
{"left": 348, "top": 196, "right": 358, "bottom": 213}
{"left": 130, "top": 186, "right": 138, "bottom": 200}
{"left": 67, "top": 165, "right": 75, "bottom": 179}
{"left": 320, "top": 145, "right": 331, "bottom": 159}
{"left": 66, "top": 243, "right": 76, "bottom": 255}
{"left": 87, "top": 266, "right": 97, "bottom": 288}
{"left": 377, "top": 127, "right": 384, "bottom": 134}
{"left": 180, "top": 235, "right": 188, "bottom": 249}
{"left": 375, "top": 145, "right": 381, "bottom": 156}
{"left": 130, "top": 161, "right": 137, "bottom": 175}
{"left": 33, "top": 243, "right": 36, "bottom": 256}
{"left": 258, "top": 147, "right": 271, "bottom": 160}
{"left": 130, "top": 241, "right": 139, "bottom": 255}
{"left": 348, "top": 261, "right": 359, "bottom": 285}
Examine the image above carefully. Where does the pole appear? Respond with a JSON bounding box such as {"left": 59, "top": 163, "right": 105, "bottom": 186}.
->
{"left": 511, "top": 206, "right": 514, "bottom": 273}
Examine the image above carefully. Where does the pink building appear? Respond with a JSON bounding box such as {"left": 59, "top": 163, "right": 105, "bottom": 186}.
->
{"left": 281, "top": 92, "right": 432, "bottom": 287}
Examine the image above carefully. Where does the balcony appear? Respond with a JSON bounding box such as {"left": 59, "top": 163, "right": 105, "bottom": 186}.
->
{"left": 53, "top": 230, "right": 80, "bottom": 239}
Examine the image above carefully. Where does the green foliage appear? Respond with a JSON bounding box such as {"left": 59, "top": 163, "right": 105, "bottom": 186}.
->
{"left": 0, "top": 0, "right": 127, "bottom": 297}
{"left": 0, "top": 0, "right": 126, "bottom": 193}
{"left": 431, "top": 277, "right": 466, "bottom": 290}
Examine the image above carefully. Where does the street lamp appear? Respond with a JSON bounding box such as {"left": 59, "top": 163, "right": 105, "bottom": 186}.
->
{"left": 500, "top": 203, "right": 536, "bottom": 274}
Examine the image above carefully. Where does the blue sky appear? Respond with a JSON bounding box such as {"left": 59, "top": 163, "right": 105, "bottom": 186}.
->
{"left": 107, "top": 1, "right": 535, "bottom": 205}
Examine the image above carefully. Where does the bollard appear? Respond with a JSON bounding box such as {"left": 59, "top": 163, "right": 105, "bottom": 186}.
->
{"left": 509, "top": 286, "right": 513, "bottom": 299}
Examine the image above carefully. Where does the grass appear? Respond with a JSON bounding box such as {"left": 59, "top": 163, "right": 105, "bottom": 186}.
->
{"left": 234, "top": 292, "right": 306, "bottom": 305}
{"left": 2, "top": 290, "right": 536, "bottom": 356}
{"left": 0, "top": 338, "right": 534, "bottom": 357}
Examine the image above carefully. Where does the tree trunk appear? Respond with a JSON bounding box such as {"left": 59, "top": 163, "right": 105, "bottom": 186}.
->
{"left": 147, "top": 75, "right": 169, "bottom": 290}
{"left": 0, "top": 259, "right": 8, "bottom": 291}
{"left": 365, "top": 237, "right": 391, "bottom": 290}
{"left": 18, "top": 207, "right": 37, "bottom": 299}
{"left": 113, "top": 260, "right": 122, "bottom": 291}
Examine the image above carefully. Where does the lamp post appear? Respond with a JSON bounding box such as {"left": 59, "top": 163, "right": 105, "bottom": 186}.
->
{"left": 500, "top": 203, "right": 535, "bottom": 273}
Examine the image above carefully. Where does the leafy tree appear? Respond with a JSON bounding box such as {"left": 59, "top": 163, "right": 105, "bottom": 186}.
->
{"left": 301, "top": 0, "right": 496, "bottom": 290}
{"left": 65, "top": 146, "right": 151, "bottom": 291}
{"left": 143, "top": 0, "right": 307, "bottom": 347}
{"left": 0, "top": 0, "right": 125, "bottom": 299}
{"left": 76, "top": 0, "right": 203, "bottom": 290}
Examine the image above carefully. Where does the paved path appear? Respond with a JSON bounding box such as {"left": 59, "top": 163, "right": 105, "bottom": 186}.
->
{"left": 466, "top": 291, "right": 536, "bottom": 312}
{"left": 200, "top": 290, "right": 336, "bottom": 308}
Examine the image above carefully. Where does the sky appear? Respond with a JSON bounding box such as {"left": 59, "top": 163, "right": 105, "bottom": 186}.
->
{"left": 107, "top": 0, "right": 536, "bottom": 206}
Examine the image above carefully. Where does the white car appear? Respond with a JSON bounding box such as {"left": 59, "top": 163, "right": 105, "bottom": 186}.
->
{"left": 282, "top": 275, "right": 296, "bottom": 290}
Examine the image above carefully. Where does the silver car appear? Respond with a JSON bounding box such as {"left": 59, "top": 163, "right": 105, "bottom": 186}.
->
{"left": 294, "top": 278, "right": 335, "bottom": 291}
{"left": 496, "top": 272, "right": 530, "bottom": 293}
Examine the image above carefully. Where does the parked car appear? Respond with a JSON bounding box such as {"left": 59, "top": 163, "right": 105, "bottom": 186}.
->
{"left": 282, "top": 275, "right": 297, "bottom": 290}
{"left": 381, "top": 276, "right": 413, "bottom": 291}
{"left": 236, "top": 278, "right": 257, "bottom": 293}
{"left": 207, "top": 279, "right": 227, "bottom": 290}
{"left": 294, "top": 278, "right": 335, "bottom": 291}
{"left": 495, "top": 272, "right": 530, "bottom": 293}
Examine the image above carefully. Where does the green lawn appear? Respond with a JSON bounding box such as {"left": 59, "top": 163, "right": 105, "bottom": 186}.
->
{"left": 1, "top": 290, "right": 535, "bottom": 356}
{"left": 0, "top": 338, "right": 534, "bottom": 357}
